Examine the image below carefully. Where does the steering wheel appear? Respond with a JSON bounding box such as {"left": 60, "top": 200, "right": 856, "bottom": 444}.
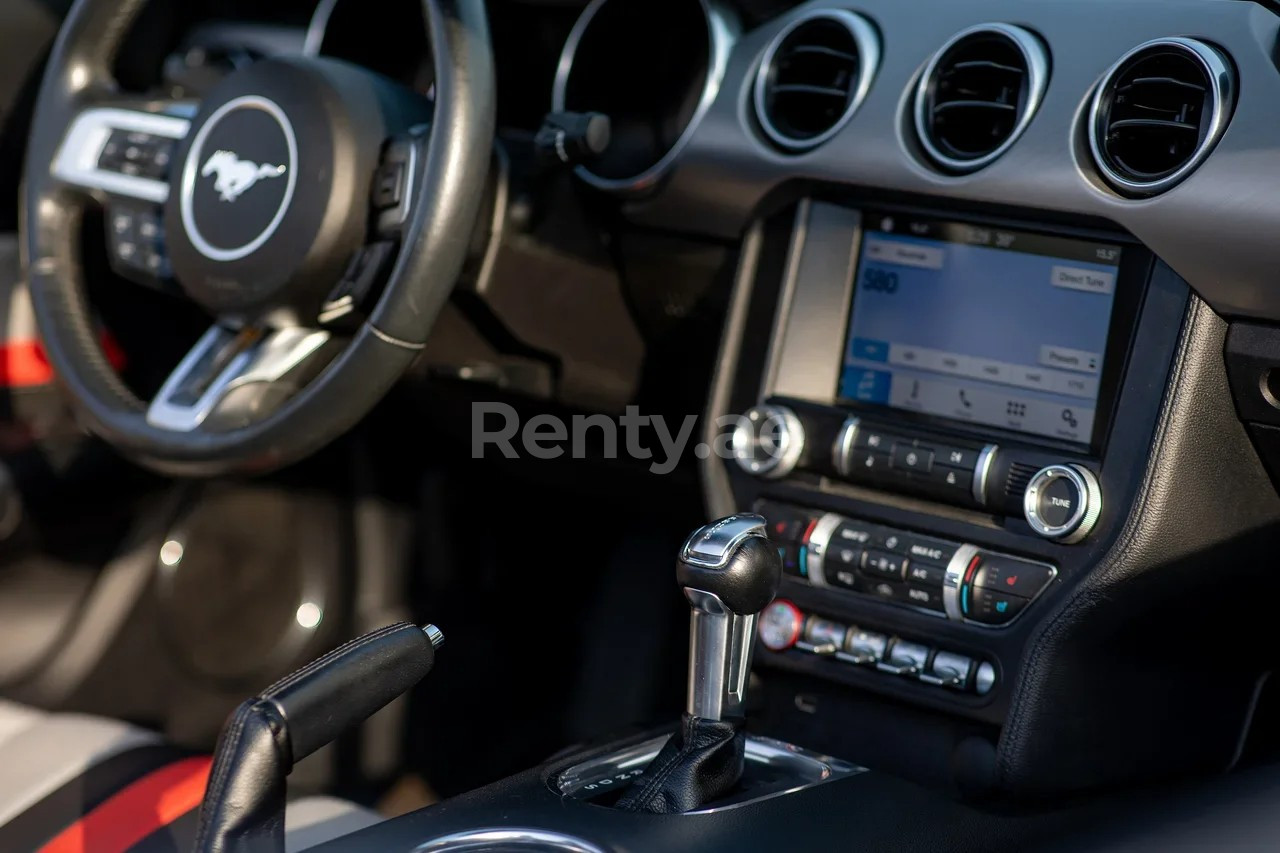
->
{"left": 21, "top": 0, "right": 495, "bottom": 476}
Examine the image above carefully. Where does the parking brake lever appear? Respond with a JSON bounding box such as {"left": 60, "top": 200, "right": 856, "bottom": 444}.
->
{"left": 194, "top": 622, "right": 444, "bottom": 853}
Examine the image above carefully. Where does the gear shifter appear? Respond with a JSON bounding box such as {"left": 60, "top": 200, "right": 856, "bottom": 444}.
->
{"left": 616, "top": 514, "right": 782, "bottom": 814}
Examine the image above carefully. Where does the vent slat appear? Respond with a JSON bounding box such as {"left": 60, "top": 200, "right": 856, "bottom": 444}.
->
{"left": 1107, "top": 118, "right": 1198, "bottom": 133}
{"left": 771, "top": 83, "right": 852, "bottom": 99}
{"left": 932, "top": 100, "right": 1019, "bottom": 116}
{"left": 782, "top": 44, "right": 857, "bottom": 64}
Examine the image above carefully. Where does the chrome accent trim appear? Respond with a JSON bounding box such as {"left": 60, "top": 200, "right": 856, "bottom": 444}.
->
{"left": 913, "top": 23, "right": 1050, "bottom": 173}
{"left": 1024, "top": 463, "right": 1102, "bottom": 543}
{"left": 368, "top": 325, "right": 425, "bottom": 350}
{"left": 759, "top": 199, "right": 809, "bottom": 401}
{"left": 975, "top": 661, "right": 997, "bottom": 695}
{"left": 973, "top": 443, "right": 999, "bottom": 505}
{"left": 554, "top": 733, "right": 866, "bottom": 812}
{"left": 942, "top": 543, "right": 979, "bottom": 622}
{"left": 1087, "top": 37, "right": 1234, "bottom": 196}
{"left": 681, "top": 513, "right": 767, "bottom": 568}
{"left": 146, "top": 326, "right": 330, "bottom": 432}
{"left": 804, "top": 512, "right": 843, "bottom": 585}
{"left": 179, "top": 95, "right": 298, "bottom": 262}
{"left": 943, "top": 541, "right": 1058, "bottom": 628}
{"left": 552, "top": 0, "right": 738, "bottom": 194}
{"left": 832, "top": 416, "right": 860, "bottom": 477}
{"left": 303, "top": 0, "right": 340, "bottom": 56}
{"left": 52, "top": 108, "right": 191, "bottom": 202}
{"left": 684, "top": 588, "right": 757, "bottom": 720}
{"left": 753, "top": 9, "right": 881, "bottom": 152}
{"left": 731, "top": 404, "right": 804, "bottom": 479}
{"left": 422, "top": 624, "right": 444, "bottom": 649}
{"left": 415, "top": 829, "right": 606, "bottom": 853}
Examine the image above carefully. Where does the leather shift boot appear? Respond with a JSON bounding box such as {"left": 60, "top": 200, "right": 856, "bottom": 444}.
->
{"left": 615, "top": 714, "right": 745, "bottom": 814}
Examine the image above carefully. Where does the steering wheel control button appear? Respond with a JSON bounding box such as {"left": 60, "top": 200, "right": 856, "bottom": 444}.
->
{"left": 732, "top": 405, "right": 805, "bottom": 479}
{"left": 758, "top": 600, "right": 805, "bottom": 652}
{"left": 106, "top": 203, "right": 172, "bottom": 284}
{"left": 1024, "top": 463, "right": 1103, "bottom": 543}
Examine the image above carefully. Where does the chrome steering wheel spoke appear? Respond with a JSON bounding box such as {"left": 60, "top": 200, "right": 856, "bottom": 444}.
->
{"left": 146, "top": 325, "right": 334, "bottom": 433}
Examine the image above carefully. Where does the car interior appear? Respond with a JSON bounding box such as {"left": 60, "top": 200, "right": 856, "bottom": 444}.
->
{"left": 4, "top": 0, "right": 1280, "bottom": 849}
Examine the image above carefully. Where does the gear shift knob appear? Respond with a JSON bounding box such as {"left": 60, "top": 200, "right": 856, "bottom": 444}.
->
{"left": 678, "top": 514, "right": 782, "bottom": 720}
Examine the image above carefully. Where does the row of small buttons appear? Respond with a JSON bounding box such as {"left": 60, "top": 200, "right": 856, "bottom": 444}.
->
{"left": 107, "top": 204, "right": 170, "bottom": 280}
{"left": 757, "top": 600, "right": 996, "bottom": 695}
{"left": 98, "top": 129, "right": 175, "bottom": 181}
{"left": 812, "top": 515, "right": 958, "bottom": 616}
{"left": 836, "top": 420, "right": 990, "bottom": 505}
{"left": 760, "top": 502, "right": 1058, "bottom": 627}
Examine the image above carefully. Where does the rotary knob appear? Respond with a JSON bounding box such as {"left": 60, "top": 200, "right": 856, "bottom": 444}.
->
{"left": 1023, "top": 464, "right": 1102, "bottom": 543}
{"left": 731, "top": 405, "right": 804, "bottom": 479}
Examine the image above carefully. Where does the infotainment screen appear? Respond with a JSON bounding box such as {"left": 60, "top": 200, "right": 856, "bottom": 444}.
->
{"left": 837, "top": 212, "right": 1124, "bottom": 446}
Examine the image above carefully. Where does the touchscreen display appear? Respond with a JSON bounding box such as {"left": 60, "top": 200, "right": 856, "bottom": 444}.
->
{"left": 837, "top": 213, "right": 1123, "bottom": 446}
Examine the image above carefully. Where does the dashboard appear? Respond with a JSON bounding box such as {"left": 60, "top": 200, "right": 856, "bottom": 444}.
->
{"left": 59, "top": 0, "right": 1280, "bottom": 801}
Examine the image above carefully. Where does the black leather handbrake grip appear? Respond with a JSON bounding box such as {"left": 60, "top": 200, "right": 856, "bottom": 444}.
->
{"left": 194, "top": 621, "right": 442, "bottom": 853}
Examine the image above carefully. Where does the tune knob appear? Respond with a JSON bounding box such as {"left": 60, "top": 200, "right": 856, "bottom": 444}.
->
{"left": 731, "top": 405, "right": 804, "bottom": 479}
{"left": 1023, "top": 464, "right": 1102, "bottom": 543}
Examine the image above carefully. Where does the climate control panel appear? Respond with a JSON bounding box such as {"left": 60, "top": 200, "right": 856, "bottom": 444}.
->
{"left": 761, "top": 501, "right": 1057, "bottom": 627}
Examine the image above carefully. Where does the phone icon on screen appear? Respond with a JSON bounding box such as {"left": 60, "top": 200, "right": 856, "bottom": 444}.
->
{"left": 959, "top": 390, "right": 972, "bottom": 409}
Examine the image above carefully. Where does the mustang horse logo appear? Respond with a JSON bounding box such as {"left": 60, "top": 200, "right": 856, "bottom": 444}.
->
{"left": 200, "top": 150, "right": 286, "bottom": 202}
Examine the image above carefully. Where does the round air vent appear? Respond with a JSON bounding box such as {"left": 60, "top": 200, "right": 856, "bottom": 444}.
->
{"left": 1088, "top": 37, "right": 1234, "bottom": 196}
{"left": 913, "top": 24, "right": 1049, "bottom": 172}
{"left": 753, "top": 10, "right": 880, "bottom": 152}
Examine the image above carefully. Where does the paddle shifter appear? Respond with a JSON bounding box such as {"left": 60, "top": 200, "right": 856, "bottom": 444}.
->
{"left": 616, "top": 514, "right": 782, "bottom": 814}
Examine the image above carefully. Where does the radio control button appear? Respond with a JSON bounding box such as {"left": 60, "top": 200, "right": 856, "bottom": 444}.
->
{"left": 848, "top": 448, "right": 891, "bottom": 476}
{"left": 1023, "top": 464, "right": 1103, "bottom": 543}
{"left": 855, "top": 427, "right": 898, "bottom": 452}
{"left": 732, "top": 405, "right": 805, "bottom": 479}
{"left": 930, "top": 465, "right": 973, "bottom": 492}
{"left": 937, "top": 446, "right": 979, "bottom": 468}
{"left": 891, "top": 443, "right": 935, "bottom": 473}
{"left": 973, "top": 556, "right": 1054, "bottom": 599}
{"left": 968, "top": 587, "right": 1028, "bottom": 624}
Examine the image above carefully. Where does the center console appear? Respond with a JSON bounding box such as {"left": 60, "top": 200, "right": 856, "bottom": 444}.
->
{"left": 703, "top": 198, "right": 1195, "bottom": 741}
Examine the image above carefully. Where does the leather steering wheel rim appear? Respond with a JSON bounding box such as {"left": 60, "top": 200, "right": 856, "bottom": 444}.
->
{"left": 21, "top": 0, "right": 495, "bottom": 476}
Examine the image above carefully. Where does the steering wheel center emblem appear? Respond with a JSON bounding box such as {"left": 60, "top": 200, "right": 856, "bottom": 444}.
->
{"left": 179, "top": 95, "right": 298, "bottom": 263}
{"left": 201, "top": 150, "right": 286, "bottom": 202}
